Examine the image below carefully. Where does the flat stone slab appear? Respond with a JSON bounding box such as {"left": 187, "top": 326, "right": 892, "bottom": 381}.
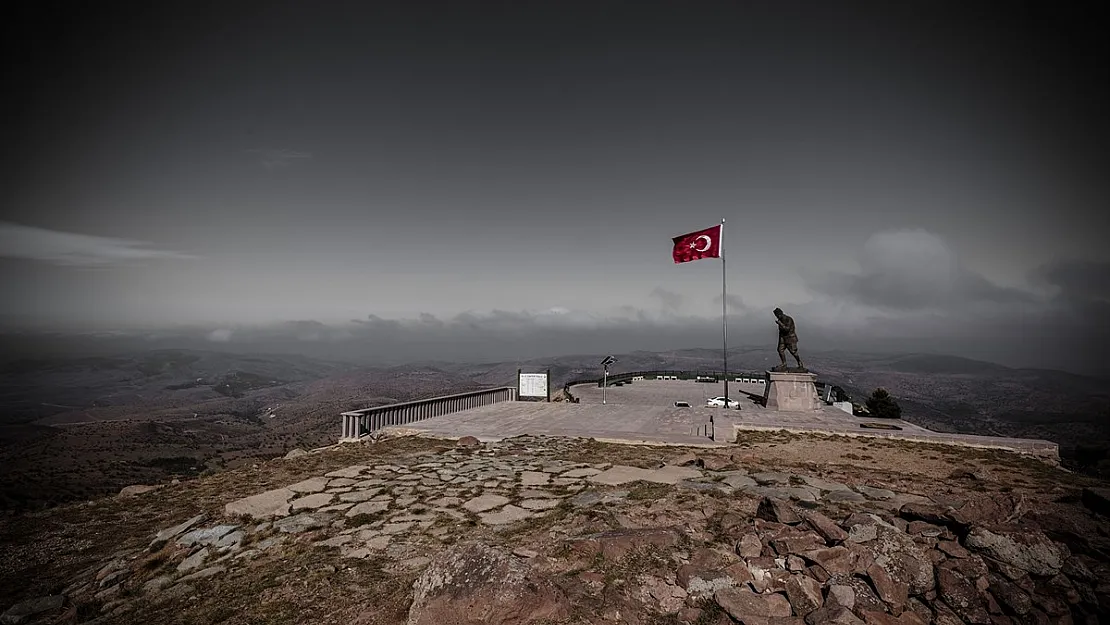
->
{"left": 588, "top": 466, "right": 658, "bottom": 485}
{"left": 290, "top": 493, "right": 334, "bottom": 510}
{"left": 338, "top": 489, "right": 382, "bottom": 503}
{"left": 519, "top": 498, "right": 560, "bottom": 510}
{"left": 177, "top": 525, "right": 238, "bottom": 547}
{"left": 225, "top": 488, "right": 293, "bottom": 520}
{"left": 346, "top": 501, "right": 390, "bottom": 517}
{"left": 287, "top": 477, "right": 331, "bottom": 493}
{"left": 520, "top": 471, "right": 550, "bottom": 486}
{"left": 150, "top": 513, "right": 206, "bottom": 548}
{"left": 561, "top": 468, "right": 602, "bottom": 478}
{"left": 479, "top": 505, "right": 533, "bottom": 525}
{"left": 645, "top": 465, "right": 704, "bottom": 484}
{"left": 274, "top": 513, "right": 329, "bottom": 534}
{"left": 325, "top": 465, "right": 372, "bottom": 478}
{"left": 462, "top": 494, "right": 510, "bottom": 513}
{"left": 722, "top": 474, "right": 758, "bottom": 489}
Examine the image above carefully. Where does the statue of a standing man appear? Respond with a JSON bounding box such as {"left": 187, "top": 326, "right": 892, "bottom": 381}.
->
{"left": 773, "top": 308, "right": 806, "bottom": 372}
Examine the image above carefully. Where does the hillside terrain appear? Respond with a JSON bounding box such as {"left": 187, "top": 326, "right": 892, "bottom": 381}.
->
{"left": 1, "top": 431, "right": 1107, "bottom": 625}
{"left": 1, "top": 347, "right": 1108, "bottom": 511}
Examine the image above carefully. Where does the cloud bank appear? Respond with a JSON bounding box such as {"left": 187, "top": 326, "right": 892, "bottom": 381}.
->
{"left": 0, "top": 222, "right": 200, "bottom": 267}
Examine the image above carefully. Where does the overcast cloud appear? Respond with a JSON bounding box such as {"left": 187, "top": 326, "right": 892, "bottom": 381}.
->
{"left": 1, "top": 2, "right": 1107, "bottom": 375}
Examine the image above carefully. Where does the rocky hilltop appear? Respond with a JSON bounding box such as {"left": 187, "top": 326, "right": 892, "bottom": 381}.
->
{"left": 1, "top": 432, "right": 1108, "bottom": 625}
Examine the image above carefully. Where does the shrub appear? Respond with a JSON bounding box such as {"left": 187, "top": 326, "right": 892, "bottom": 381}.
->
{"left": 866, "top": 388, "right": 902, "bottom": 419}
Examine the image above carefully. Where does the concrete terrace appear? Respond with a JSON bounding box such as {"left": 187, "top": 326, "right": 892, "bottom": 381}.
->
{"left": 382, "top": 379, "right": 1059, "bottom": 459}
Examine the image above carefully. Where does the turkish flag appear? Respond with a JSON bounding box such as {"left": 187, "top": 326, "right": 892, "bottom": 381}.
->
{"left": 672, "top": 224, "right": 721, "bottom": 263}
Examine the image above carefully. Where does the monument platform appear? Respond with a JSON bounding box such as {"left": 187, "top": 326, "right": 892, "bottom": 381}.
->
{"left": 763, "top": 370, "right": 821, "bottom": 411}
{"left": 375, "top": 379, "right": 1058, "bottom": 461}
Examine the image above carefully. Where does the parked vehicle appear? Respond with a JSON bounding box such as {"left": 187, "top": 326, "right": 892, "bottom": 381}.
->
{"left": 706, "top": 396, "right": 741, "bottom": 409}
{"left": 673, "top": 401, "right": 691, "bottom": 408}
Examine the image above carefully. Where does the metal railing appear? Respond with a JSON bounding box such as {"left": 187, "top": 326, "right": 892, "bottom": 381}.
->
{"left": 339, "top": 387, "right": 516, "bottom": 442}
{"left": 564, "top": 370, "right": 785, "bottom": 389}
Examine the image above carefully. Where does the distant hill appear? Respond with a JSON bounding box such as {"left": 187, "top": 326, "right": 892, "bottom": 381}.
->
{"left": 1, "top": 344, "right": 1108, "bottom": 510}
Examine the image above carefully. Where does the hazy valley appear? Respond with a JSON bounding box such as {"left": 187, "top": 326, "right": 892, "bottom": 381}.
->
{"left": 1, "top": 341, "right": 1108, "bottom": 512}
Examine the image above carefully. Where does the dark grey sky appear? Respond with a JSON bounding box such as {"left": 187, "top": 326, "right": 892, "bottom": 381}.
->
{"left": 2, "top": 2, "right": 1108, "bottom": 373}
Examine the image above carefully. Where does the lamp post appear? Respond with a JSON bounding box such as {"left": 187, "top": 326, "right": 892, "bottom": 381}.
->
{"left": 600, "top": 355, "right": 616, "bottom": 405}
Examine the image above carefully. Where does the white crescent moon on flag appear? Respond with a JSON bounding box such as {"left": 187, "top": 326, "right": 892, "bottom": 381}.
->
{"left": 692, "top": 235, "right": 712, "bottom": 252}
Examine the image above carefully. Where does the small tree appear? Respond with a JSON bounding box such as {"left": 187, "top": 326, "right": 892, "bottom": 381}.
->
{"left": 866, "top": 387, "right": 902, "bottom": 419}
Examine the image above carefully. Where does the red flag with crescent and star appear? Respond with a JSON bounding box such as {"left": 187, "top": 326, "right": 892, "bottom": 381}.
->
{"left": 672, "top": 224, "right": 721, "bottom": 263}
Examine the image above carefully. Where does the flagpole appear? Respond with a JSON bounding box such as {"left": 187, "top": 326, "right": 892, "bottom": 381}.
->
{"left": 721, "top": 218, "right": 728, "bottom": 408}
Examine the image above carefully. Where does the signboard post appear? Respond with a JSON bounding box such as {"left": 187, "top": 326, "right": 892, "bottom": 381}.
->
{"left": 517, "top": 369, "right": 550, "bottom": 402}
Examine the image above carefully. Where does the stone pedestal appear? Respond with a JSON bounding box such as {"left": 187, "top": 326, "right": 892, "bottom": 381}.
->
{"left": 763, "top": 371, "right": 821, "bottom": 412}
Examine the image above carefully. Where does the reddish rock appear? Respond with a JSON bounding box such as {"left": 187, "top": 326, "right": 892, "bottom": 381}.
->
{"left": 719, "top": 512, "right": 747, "bottom": 533}
{"left": 758, "top": 497, "right": 802, "bottom": 525}
{"left": 566, "top": 527, "right": 681, "bottom": 561}
{"left": 964, "top": 528, "right": 1067, "bottom": 577}
{"left": 714, "top": 587, "right": 793, "bottom": 620}
{"left": 804, "top": 604, "right": 865, "bottom": 625}
{"left": 771, "top": 533, "right": 827, "bottom": 556}
{"left": 807, "top": 565, "right": 830, "bottom": 583}
{"left": 826, "top": 584, "right": 855, "bottom": 610}
{"left": 868, "top": 524, "right": 935, "bottom": 595}
{"left": 860, "top": 610, "right": 928, "bottom": 625}
{"left": 738, "top": 533, "right": 764, "bottom": 558}
{"left": 802, "top": 510, "right": 849, "bottom": 543}
{"left": 671, "top": 453, "right": 704, "bottom": 467}
{"left": 688, "top": 546, "right": 734, "bottom": 571}
{"left": 455, "top": 436, "right": 481, "bottom": 447}
{"left": 866, "top": 562, "right": 908, "bottom": 615}
{"left": 407, "top": 543, "right": 569, "bottom": 625}
{"left": 906, "top": 521, "right": 942, "bottom": 537}
{"left": 702, "top": 456, "right": 734, "bottom": 471}
{"left": 786, "top": 555, "right": 806, "bottom": 571}
{"left": 936, "top": 568, "right": 990, "bottom": 625}
{"left": 938, "top": 540, "right": 969, "bottom": 559}
{"left": 723, "top": 561, "right": 755, "bottom": 585}
{"left": 905, "top": 598, "right": 933, "bottom": 624}
{"left": 801, "top": 546, "right": 854, "bottom": 575}
{"left": 784, "top": 574, "right": 824, "bottom": 616}
{"left": 677, "top": 607, "right": 703, "bottom": 624}
{"left": 932, "top": 600, "right": 966, "bottom": 625}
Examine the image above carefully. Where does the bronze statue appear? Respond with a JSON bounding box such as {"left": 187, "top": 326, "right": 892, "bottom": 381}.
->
{"left": 773, "top": 307, "right": 806, "bottom": 372}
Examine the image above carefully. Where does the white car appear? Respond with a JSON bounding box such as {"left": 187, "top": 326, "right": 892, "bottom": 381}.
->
{"left": 706, "top": 396, "right": 741, "bottom": 409}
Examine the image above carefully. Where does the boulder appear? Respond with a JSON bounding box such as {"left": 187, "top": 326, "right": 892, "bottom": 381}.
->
{"left": 758, "top": 497, "right": 801, "bottom": 525}
{"left": 936, "top": 568, "right": 990, "bottom": 625}
{"left": 988, "top": 574, "right": 1031, "bottom": 616}
{"left": 0, "top": 596, "right": 65, "bottom": 625}
{"left": 784, "top": 574, "right": 823, "bottom": 616}
{"left": 866, "top": 562, "right": 908, "bottom": 614}
{"left": 407, "top": 543, "right": 568, "bottom": 625}
{"left": 827, "top": 584, "right": 855, "bottom": 610}
{"left": 118, "top": 484, "right": 159, "bottom": 497}
{"left": 800, "top": 546, "right": 854, "bottom": 575}
{"left": 566, "top": 528, "right": 681, "bottom": 561}
{"left": 714, "top": 587, "right": 793, "bottom": 621}
{"left": 804, "top": 604, "right": 865, "bottom": 625}
{"left": 867, "top": 521, "right": 935, "bottom": 595}
{"left": 964, "top": 528, "right": 1066, "bottom": 577}
{"left": 801, "top": 510, "right": 848, "bottom": 543}
{"left": 738, "top": 533, "right": 764, "bottom": 558}
{"left": 455, "top": 436, "right": 481, "bottom": 447}
{"left": 283, "top": 448, "right": 308, "bottom": 459}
